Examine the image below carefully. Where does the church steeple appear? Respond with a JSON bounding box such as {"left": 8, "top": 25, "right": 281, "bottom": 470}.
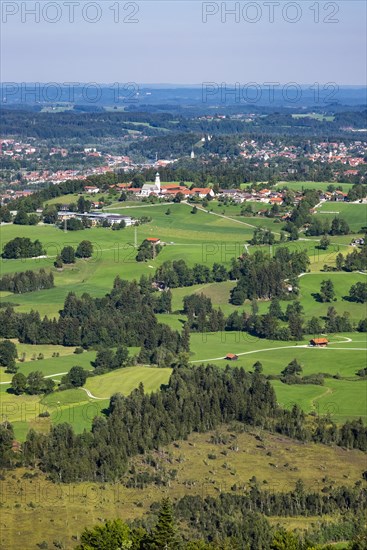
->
{"left": 155, "top": 171, "right": 161, "bottom": 193}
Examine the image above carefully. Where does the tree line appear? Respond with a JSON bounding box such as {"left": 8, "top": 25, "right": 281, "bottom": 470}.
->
{"left": 306, "top": 216, "right": 351, "bottom": 237}
{"left": 155, "top": 260, "right": 230, "bottom": 288}
{"left": 1, "top": 237, "right": 44, "bottom": 259}
{"left": 0, "top": 268, "right": 54, "bottom": 294}
{"left": 174, "top": 490, "right": 367, "bottom": 549}
{"left": 137, "top": 239, "right": 163, "bottom": 262}
{"left": 0, "top": 278, "right": 185, "bottom": 366}
{"left": 184, "top": 294, "right": 365, "bottom": 340}
{"left": 73, "top": 494, "right": 367, "bottom": 549}
{"left": 334, "top": 244, "right": 367, "bottom": 273}
{"left": 11, "top": 370, "right": 55, "bottom": 395}
{"left": 153, "top": 247, "right": 308, "bottom": 296}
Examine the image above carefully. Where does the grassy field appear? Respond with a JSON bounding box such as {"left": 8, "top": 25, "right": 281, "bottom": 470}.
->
{"left": 0, "top": 204, "right": 283, "bottom": 316}
{"left": 0, "top": 203, "right": 359, "bottom": 318}
{"left": 275, "top": 181, "right": 352, "bottom": 192}
{"left": 170, "top": 271, "right": 367, "bottom": 321}
{"left": 0, "top": 427, "right": 365, "bottom": 550}
{"left": 291, "top": 113, "right": 335, "bottom": 121}
{"left": 210, "top": 200, "right": 273, "bottom": 214}
{"left": 189, "top": 331, "right": 366, "bottom": 364}
{"left": 85, "top": 366, "right": 171, "bottom": 398}
{"left": 43, "top": 192, "right": 108, "bottom": 206}
{"left": 188, "top": 331, "right": 367, "bottom": 422}
{"left": 1, "top": 365, "right": 171, "bottom": 440}
{"left": 3, "top": 330, "right": 365, "bottom": 439}
{"left": 0, "top": 347, "right": 97, "bottom": 384}
{"left": 0, "top": 201, "right": 366, "bottom": 437}
{"left": 315, "top": 201, "right": 367, "bottom": 232}
{"left": 170, "top": 280, "right": 236, "bottom": 314}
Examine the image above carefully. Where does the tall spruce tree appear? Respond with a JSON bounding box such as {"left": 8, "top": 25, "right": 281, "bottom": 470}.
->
{"left": 150, "top": 498, "right": 182, "bottom": 549}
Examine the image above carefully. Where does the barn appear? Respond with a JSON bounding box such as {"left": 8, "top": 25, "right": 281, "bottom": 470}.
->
{"left": 225, "top": 353, "right": 238, "bottom": 361}
{"left": 310, "top": 338, "right": 329, "bottom": 347}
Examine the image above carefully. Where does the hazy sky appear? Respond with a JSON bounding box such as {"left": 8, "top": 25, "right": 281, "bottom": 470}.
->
{"left": 1, "top": 0, "right": 366, "bottom": 85}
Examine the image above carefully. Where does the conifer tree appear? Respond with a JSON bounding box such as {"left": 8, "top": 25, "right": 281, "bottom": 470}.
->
{"left": 150, "top": 497, "right": 182, "bottom": 549}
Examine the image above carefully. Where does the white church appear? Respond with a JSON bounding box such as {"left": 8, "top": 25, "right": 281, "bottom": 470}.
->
{"left": 140, "top": 172, "right": 161, "bottom": 197}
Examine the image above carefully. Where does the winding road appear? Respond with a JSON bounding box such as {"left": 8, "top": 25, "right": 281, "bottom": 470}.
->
{"left": 80, "top": 387, "right": 108, "bottom": 400}
{"left": 189, "top": 336, "right": 364, "bottom": 363}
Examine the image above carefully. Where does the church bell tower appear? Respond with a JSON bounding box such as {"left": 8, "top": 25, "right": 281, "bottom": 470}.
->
{"left": 155, "top": 171, "right": 161, "bottom": 193}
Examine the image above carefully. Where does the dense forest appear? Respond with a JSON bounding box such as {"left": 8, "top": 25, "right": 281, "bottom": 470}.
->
{"left": 0, "top": 277, "right": 185, "bottom": 364}
{"left": 1, "top": 109, "right": 367, "bottom": 141}
{"left": 230, "top": 248, "right": 310, "bottom": 302}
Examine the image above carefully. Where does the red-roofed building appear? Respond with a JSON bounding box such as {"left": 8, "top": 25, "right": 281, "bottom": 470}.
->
{"left": 310, "top": 338, "right": 329, "bottom": 347}
{"left": 191, "top": 187, "right": 214, "bottom": 198}
{"left": 115, "top": 183, "right": 132, "bottom": 189}
{"left": 225, "top": 353, "right": 238, "bottom": 360}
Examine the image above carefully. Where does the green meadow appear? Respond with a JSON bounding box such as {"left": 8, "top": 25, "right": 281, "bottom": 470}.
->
{"left": 0, "top": 347, "right": 96, "bottom": 384}
{"left": 44, "top": 192, "right": 106, "bottom": 206}
{"left": 0, "top": 200, "right": 366, "bottom": 439}
{"left": 189, "top": 331, "right": 367, "bottom": 422}
{"left": 1, "top": 364, "right": 171, "bottom": 440}
{"left": 85, "top": 366, "right": 171, "bottom": 398}
{"left": 273, "top": 377, "right": 367, "bottom": 423}
{"left": 170, "top": 271, "right": 367, "bottom": 322}
{"left": 0, "top": 203, "right": 359, "bottom": 317}
{"left": 275, "top": 181, "right": 351, "bottom": 192}
{"left": 316, "top": 201, "right": 367, "bottom": 232}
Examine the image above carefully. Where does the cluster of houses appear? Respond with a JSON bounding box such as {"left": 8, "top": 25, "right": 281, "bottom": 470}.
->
{"left": 113, "top": 174, "right": 286, "bottom": 203}
{"left": 1, "top": 130, "right": 366, "bottom": 192}
{"left": 3, "top": 176, "right": 361, "bottom": 209}
{"left": 0, "top": 139, "right": 37, "bottom": 157}
{"left": 113, "top": 173, "right": 215, "bottom": 199}
{"left": 220, "top": 187, "right": 285, "bottom": 204}
{"left": 320, "top": 190, "right": 349, "bottom": 202}
{"left": 308, "top": 141, "right": 366, "bottom": 166}
{"left": 0, "top": 189, "right": 34, "bottom": 204}
{"left": 239, "top": 138, "right": 366, "bottom": 172}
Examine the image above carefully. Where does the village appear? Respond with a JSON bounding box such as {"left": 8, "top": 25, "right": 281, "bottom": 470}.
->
{"left": 2, "top": 168, "right": 367, "bottom": 208}
{"left": 0, "top": 130, "right": 366, "bottom": 197}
